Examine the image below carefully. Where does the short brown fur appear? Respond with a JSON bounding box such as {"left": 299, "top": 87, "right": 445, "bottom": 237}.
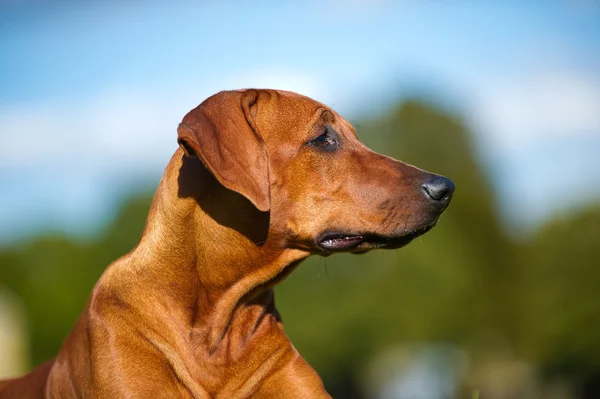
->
{"left": 0, "top": 89, "right": 453, "bottom": 398}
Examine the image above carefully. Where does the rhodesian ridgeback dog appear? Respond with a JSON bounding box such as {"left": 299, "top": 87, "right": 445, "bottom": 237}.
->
{"left": 0, "top": 89, "right": 454, "bottom": 398}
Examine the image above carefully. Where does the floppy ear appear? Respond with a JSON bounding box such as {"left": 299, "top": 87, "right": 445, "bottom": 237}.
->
{"left": 177, "top": 90, "right": 270, "bottom": 212}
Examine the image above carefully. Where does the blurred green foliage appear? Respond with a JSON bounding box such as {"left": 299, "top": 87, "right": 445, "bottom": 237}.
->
{"left": 0, "top": 99, "right": 598, "bottom": 398}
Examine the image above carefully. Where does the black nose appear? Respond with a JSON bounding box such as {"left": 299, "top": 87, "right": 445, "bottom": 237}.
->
{"left": 422, "top": 176, "right": 455, "bottom": 209}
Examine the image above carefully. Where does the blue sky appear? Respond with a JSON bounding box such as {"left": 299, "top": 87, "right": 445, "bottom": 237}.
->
{"left": 1, "top": 0, "right": 599, "bottom": 242}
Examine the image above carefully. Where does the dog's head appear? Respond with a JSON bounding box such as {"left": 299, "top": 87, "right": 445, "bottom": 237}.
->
{"left": 178, "top": 89, "right": 454, "bottom": 256}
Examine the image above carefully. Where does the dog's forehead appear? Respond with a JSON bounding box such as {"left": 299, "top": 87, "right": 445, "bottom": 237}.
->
{"left": 232, "top": 89, "right": 356, "bottom": 143}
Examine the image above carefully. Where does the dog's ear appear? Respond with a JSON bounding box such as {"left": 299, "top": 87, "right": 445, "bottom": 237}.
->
{"left": 177, "top": 90, "right": 270, "bottom": 212}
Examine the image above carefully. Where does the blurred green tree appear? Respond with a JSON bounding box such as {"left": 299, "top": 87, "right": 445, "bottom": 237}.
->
{"left": 519, "top": 205, "right": 600, "bottom": 395}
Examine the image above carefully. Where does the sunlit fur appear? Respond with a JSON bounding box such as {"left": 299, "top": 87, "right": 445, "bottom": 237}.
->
{"left": 0, "top": 89, "right": 451, "bottom": 398}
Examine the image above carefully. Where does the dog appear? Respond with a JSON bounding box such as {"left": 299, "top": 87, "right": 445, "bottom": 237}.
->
{"left": 0, "top": 89, "right": 454, "bottom": 398}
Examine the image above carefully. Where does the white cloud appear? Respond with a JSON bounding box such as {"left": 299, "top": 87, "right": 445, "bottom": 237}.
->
{"left": 472, "top": 69, "right": 600, "bottom": 152}
{"left": 0, "top": 90, "right": 178, "bottom": 171}
{"left": 464, "top": 65, "right": 600, "bottom": 231}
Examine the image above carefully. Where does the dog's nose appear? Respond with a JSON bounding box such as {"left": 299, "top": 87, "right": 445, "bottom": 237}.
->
{"left": 422, "top": 176, "right": 455, "bottom": 209}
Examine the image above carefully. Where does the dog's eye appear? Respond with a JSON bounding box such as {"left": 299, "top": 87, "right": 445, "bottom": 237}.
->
{"left": 309, "top": 128, "right": 339, "bottom": 150}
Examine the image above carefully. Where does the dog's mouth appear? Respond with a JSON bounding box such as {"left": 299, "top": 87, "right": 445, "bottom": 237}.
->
{"left": 317, "top": 224, "right": 434, "bottom": 253}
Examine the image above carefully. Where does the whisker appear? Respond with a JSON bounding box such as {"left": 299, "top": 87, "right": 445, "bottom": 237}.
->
{"left": 324, "top": 258, "right": 331, "bottom": 281}
{"left": 316, "top": 256, "right": 322, "bottom": 278}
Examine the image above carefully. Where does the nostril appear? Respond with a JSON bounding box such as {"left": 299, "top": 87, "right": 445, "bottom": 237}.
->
{"left": 422, "top": 177, "right": 455, "bottom": 203}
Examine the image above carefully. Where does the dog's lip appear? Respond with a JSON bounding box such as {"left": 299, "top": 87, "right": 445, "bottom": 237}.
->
{"left": 317, "top": 225, "right": 435, "bottom": 252}
{"left": 317, "top": 234, "right": 365, "bottom": 251}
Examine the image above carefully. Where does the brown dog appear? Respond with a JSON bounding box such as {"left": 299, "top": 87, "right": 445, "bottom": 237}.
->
{"left": 0, "top": 89, "right": 454, "bottom": 398}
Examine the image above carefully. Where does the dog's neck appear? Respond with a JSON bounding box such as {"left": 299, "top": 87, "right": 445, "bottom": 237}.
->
{"left": 120, "top": 149, "right": 307, "bottom": 356}
{"left": 75, "top": 149, "right": 329, "bottom": 397}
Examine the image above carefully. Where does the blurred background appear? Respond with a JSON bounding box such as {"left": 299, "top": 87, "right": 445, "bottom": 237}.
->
{"left": 1, "top": 1, "right": 599, "bottom": 398}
